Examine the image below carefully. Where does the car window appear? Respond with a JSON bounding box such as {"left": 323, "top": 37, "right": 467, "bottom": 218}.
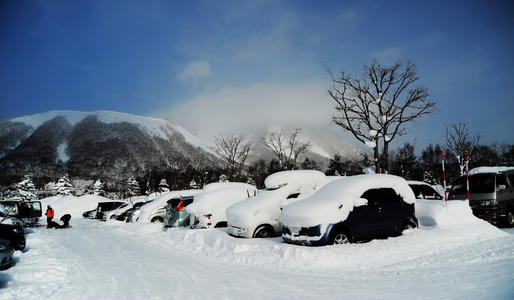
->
{"left": 410, "top": 185, "right": 423, "bottom": 199}
{"left": 451, "top": 175, "right": 495, "bottom": 194}
{"left": 420, "top": 185, "right": 442, "bottom": 200}
{"left": 287, "top": 193, "right": 300, "bottom": 199}
{"left": 377, "top": 188, "right": 401, "bottom": 205}
{"left": 496, "top": 175, "right": 508, "bottom": 191}
{"left": 361, "top": 189, "right": 381, "bottom": 206}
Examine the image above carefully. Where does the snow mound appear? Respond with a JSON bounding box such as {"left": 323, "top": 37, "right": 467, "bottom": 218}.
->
{"left": 109, "top": 219, "right": 507, "bottom": 271}
{"left": 264, "top": 170, "right": 326, "bottom": 189}
{"left": 415, "top": 199, "right": 478, "bottom": 226}
{"left": 41, "top": 194, "right": 112, "bottom": 218}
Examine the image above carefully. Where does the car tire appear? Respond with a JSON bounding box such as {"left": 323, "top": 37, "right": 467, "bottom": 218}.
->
{"left": 401, "top": 220, "right": 417, "bottom": 234}
{"left": 151, "top": 217, "right": 163, "bottom": 223}
{"left": 331, "top": 231, "right": 350, "bottom": 245}
{"left": 507, "top": 211, "right": 514, "bottom": 228}
{"left": 110, "top": 215, "right": 117, "bottom": 220}
{"left": 253, "top": 226, "right": 274, "bottom": 238}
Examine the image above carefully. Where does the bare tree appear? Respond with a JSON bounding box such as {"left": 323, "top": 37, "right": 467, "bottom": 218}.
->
{"left": 328, "top": 59, "right": 436, "bottom": 173}
{"left": 214, "top": 134, "right": 253, "bottom": 180}
{"left": 263, "top": 128, "right": 311, "bottom": 170}
{"left": 444, "top": 122, "right": 481, "bottom": 175}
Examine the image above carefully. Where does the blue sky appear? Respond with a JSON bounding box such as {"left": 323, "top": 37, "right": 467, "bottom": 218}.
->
{"left": 1, "top": 0, "right": 513, "bottom": 148}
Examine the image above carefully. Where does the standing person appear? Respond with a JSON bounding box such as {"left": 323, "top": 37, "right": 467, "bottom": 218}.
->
{"left": 45, "top": 205, "right": 55, "bottom": 228}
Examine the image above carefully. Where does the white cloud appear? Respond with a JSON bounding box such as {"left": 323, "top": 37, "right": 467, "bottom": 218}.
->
{"left": 158, "top": 81, "right": 335, "bottom": 143}
{"left": 178, "top": 60, "right": 212, "bottom": 80}
{"left": 371, "top": 47, "right": 403, "bottom": 62}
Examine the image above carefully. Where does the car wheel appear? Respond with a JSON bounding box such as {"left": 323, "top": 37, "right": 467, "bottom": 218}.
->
{"left": 332, "top": 232, "right": 350, "bottom": 245}
{"left": 151, "top": 217, "right": 163, "bottom": 223}
{"left": 401, "top": 221, "right": 417, "bottom": 234}
{"left": 253, "top": 226, "right": 273, "bottom": 238}
{"left": 507, "top": 211, "right": 514, "bottom": 227}
{"left": 110, "top": 215, "right": 117, "bottom": 220}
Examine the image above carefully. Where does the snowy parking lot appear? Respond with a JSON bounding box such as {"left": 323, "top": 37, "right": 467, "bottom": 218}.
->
{"left": 1, "top": 218, "right": 513, "bottom": 300}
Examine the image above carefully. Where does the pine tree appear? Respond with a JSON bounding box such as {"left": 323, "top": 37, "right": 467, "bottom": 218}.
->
{"left": 126, "top": 177, "right": 140, "bottom": 197}
{"left": 218, "top": 174, "right": 229, "bottom": 183}
{"left": 14, "top": 175, "right": 37, "bottom": 201}
{"left": 93, "top": 179, "right": 105, "bottom": 196}
{"left": 53, "top": 174, "right": 74, "bottom": 196}
{"left": 246, "top": 177, "right": 256, "bottom": 186}
{"left": 189, "top": 180, "right": 199, "bottom": 189}
{"left": 158, "top": 179, "right": 170, "bottom": 193}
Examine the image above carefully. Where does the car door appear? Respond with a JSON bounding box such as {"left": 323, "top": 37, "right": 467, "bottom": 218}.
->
{"left": 496, "top": 174, "right": 511, "bottom": 207}
{"left": 375, "top": 188, "right": 403, "bottom": 235}
{"left": 352, "top": 189, "right": 383, "bottom": 239}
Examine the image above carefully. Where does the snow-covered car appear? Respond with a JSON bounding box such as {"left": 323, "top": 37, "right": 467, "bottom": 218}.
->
{"left": 226, "top": 170, "right": 331, "bottom": 238}
{"left": 0, "top": 200, "right": 42, "bottom": 227}
{"left": 0, "top": 219, "right": 26, "bottom": 250}
{"left": 187, "top": 183, "right": 256, "bottom": 229}
{"left": 136, "top": 190, "right": 203, "bottom": 223}
{"left": 106, "top": 200, "right": 148, "bottom": 221}
{"left": 164, "top": 196, "right": 195, "bottom": 228}
{"left": 0, "top": 239, "right": 14, "bottom": 269}
{"left": 449, "top": 166, "right": 514, "bottom": 227}
{"left": 282, "top": 174, "right": 417, "bottom": 246}
{"left": 95, "top": 201, "right": 126, "bottom": 220}
{"left": 82, "top": 209, "right": 97, "bottom": 218}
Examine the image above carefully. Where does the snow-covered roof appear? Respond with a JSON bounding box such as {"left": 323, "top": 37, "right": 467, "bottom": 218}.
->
{"left": 264, "top": 170, "right": 326, "bottom": 189}
{"left": 203, "top": 182, "right": 255, "bottom": 192}
{"left": 469, "top": 166, "right": 514, "bottom": 175}
{"left": 186, "top": 185, "right": 256, "bottom": 214}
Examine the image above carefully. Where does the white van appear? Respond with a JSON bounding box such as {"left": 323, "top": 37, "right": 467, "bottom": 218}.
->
{"left": 226, "top": 170, "right": 331, "bottom": 238}
{"left": 187, "top": 182, "right": 256, "bottom": 229}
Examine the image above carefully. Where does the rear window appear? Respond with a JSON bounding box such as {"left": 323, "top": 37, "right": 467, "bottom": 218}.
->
{"left": 451, "top": 175, "right": 495, "bottom": 194}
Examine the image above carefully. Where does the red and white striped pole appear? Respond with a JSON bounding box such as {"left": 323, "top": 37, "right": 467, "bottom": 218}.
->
{"left": 441, "top": 150, "right": 448, "bottom": 202}
{"left": 465, "top": 151, "right": 470, "bottom": 200}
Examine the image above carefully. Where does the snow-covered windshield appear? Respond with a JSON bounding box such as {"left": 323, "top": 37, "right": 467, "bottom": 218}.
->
{"left": 451, "top": 175, "right": 495, "bottom": 194}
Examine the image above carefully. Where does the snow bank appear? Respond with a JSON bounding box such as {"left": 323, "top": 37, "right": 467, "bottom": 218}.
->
{"left": 41, "top": 195, "right": 112, "bottom": 218}
{"left": 415, "top": 199, "right": 478, "bottom": 226}
{"left": 137, "top": 189, "right": 202, "bottom": 223}
{"left": 283, "top": 174, "right": 415, "bottom": 228}
{"left": 203, "top": 182, "right": 254, "bottom": 193}
{"left": 107, "top": 218, "right": 507, "bottom": 272}
{"left": 469, "top": 166, "right": 514, "bottom": 175}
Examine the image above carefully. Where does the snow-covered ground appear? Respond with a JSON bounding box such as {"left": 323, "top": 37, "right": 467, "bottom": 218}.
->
{"left": 1, "top": 213, "right": 513, "bottom": 299}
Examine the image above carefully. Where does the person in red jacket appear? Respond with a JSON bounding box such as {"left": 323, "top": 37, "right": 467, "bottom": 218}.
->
{"left": 45, "top": 205, "right": 55, "bottom": 228}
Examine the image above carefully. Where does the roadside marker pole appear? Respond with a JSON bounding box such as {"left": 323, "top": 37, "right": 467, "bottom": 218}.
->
{"left": 441, "top": 149, "right": 448, "bottom": 202}
{"left": 465, "top": 151, "right": 470, "bottom": 201}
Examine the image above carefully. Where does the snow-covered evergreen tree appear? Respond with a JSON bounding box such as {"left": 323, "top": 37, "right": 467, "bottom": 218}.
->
{"left": 93, "top": 179, "right": 105, "bottom": 196}
{"left": 126, "top": 177, "right": 140, "bottom": 197}
{"left": 189, "top": 180, "right": 199, "bottom": 189}
{"left": 246, "top": 177, "right": 256, "bottom": 186}
{"left": 219, "top": 174, "right": 229, "bottom": 183}
{"left": 14, "top": 175, "right": 37, "bottom": 201}
{"left": 158, "top": 179, "right": 170, "bottom": 193}
{"left": 53, "top": 174, "right": 74, "bottom": 196}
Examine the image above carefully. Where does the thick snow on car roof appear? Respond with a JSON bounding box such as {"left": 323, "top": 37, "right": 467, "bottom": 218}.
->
{"left": 282, "top": 174, "right": 415, "bottom": 227}
{"left": 468, "top": 166, "right": 514, "bottom": 175}
{"left": 186, "top": 184, "right": 256, "bottom": 213}
{"left": 264, "top": 170, "right": 326, "bottom": 189}
{"left": 203, "top": 182, "right": 255, "bottom": 192}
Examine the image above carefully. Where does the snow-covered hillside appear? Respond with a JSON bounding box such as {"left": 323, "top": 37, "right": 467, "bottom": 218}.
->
{"left": 10, "top": 110, "right": 213, "bottom": 154}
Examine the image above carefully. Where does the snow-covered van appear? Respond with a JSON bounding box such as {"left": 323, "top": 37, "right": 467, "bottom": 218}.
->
{"left": 136, "top": 190, "right": 203, "bottom": 223}
{"left": 187, "top": 182, "right": 256, "bottom": 229}
{"left": 449, "top": 166, "right": 514, "bottom": 227}
{"left": 226, "top": 170, "right": 330, "bottom": 238}
{"left": 282, "top": 174, "right": 417, "bottom": 246}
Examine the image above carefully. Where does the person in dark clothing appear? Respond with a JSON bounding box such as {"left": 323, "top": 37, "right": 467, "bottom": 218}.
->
{"left": 59, "top": 214, "right": 71, "bottom": 228}
{"left": 45, "top": 205, "right": 55, "bottom": 228}
{"left": 47, "top": 220, "right": 60, "bottom": 229}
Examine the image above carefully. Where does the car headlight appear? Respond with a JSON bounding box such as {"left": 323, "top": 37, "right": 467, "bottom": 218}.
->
{"left": 12, "top": 228, "right": 20, "bottom": 233}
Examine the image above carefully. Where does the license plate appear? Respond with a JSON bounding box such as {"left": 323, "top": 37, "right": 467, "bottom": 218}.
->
{"left": 290, "top": 227, "right": 300, "bottom": 235}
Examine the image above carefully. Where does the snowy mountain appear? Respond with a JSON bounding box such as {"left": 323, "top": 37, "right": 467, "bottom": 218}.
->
{"left": 246, "top": 126, "right": 369, "bottom": 166}
{"left": 0, "top": 110, "right": 220, "bottom": 181}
